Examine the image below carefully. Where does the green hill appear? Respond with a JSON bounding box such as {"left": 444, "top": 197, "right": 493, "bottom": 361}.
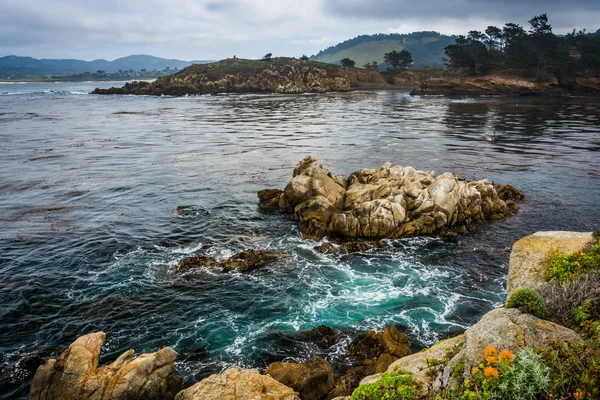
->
{"left": 311, "top": 32, "right": 455, "bottom": 68}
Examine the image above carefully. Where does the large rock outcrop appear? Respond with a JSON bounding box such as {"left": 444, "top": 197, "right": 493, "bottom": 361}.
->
{"left": 266, "top": 356, "right": 334, "bottom": 400}
{"left": 30, "top": 332, "right": 182, "bottom": 400}
{"left": 93, "top": 58, "right": 385, "bottom": 96}
{"left": 358, "top": 307, "right": 582, "bottom": 397}
{"left": 175, "top": 366, "right": 299, "bottom": 400}
{"left": 506, "top": 231, "right": 594, "bottom": 302}
{"left": 259, "top": 156, "right": 522, "bottom": 241}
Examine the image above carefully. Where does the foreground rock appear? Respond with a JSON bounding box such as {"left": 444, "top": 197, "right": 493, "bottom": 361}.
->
{"left": 506, "top": 231, "right": 594, "bottom": 303}
{"left": 93, "top": 58, "right": 385, "bottom": 96}
{"left": 176, "top": 366, "right": 299, "bottom": 400}
{"left": 329, "top": 325, "right": 410, "bottom": 398}
{"left": 30, "top": 332, "right": 182, "bottom": 400}
{"left": 176, "top": 249, "right": 285, "bottom": 273}
{"left": 259, "top": 156, "right": 522, "bottom": 241}
{"left": 410, "top": 75, "right": 600, "bottom": 96}
{"left": 358, "top": 307, "right": 582, "bottom": 397}
{"left": 266, "top": 356, "right": 334, "bottom": 400}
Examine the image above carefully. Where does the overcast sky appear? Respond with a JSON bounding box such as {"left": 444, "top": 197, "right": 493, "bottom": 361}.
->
{"left": 1, "top": 0, "right": 598, "bottom": 61}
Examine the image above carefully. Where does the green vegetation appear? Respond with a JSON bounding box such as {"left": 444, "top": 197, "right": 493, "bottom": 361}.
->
{"left": 363, "top": 61, "right": 379, "bottom": 70}
{"left": 444, "top": 14, "right": 600, "bottom": 84}
{"left": 539, "top": 338, "right": 600, "bottom": 399}
{"left": 311, "top": 32, "right": 455, "bottom": 68}
{"left": 175, "top": 57, "right": 340, "bottom": 82}
{"left": 340, "top": 58, "right": 356, "bottom": 67}
{"left": 506, "top": 288, "right": 547, "bottom": 318}
{"left": 352, "top": 369, "right": 420, "bottom": 400}
{"left": 262, "top": 53, "right": 273, "bottom": 61}
{"left": 300, "top": 55, "right": 309, "bottom": 60}
{"left": 384, "top": 50, "right": 413, "bottom": 70}
{"left": 547, "top": 235, "right": 600, "bottom": 283}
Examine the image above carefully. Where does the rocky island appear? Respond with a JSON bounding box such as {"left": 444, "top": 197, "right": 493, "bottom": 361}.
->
{"left": 258, "top": 156, "right": 523, "bottom": 241}
{"left": 92, "top": 57, "right": 385, "bottom": 96}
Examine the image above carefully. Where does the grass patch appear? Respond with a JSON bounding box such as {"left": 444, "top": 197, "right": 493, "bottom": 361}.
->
{"left": 547, "top": 236, "right": 600, "bottom": 283}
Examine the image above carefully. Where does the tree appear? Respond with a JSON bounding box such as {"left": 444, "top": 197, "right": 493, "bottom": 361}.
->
{"left": 300, "top": 55, "right": 309, "bottom": 60}
{"left": 485, "top": 26, "right": 503, "bottom": 51}
{"left": 444, "top": 36, "right": 491, "bottom": 75}
{"left": 340, "top": 58, "right": 356, "bottom": 67}
{"left": 383, "top": 50, "right": 413, "bottom": 70}
{"left": 262, "top": 53, "right": 272, "bottom": 61}
{"left": 363, "top": 61, "right": 379, "bottom": 70}
{"left": 529, "top": 14, "right": 552, "bottom": 36}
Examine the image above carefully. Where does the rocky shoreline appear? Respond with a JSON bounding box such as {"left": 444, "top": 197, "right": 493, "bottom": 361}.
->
{"left": 28, "top": 230, "right": 597, "bottom": 399}
{"left": 92, "top": 58, "right": 385, "bottom": 96}
{"left": 410, "top": 75, "right": 600, "bottom": 96}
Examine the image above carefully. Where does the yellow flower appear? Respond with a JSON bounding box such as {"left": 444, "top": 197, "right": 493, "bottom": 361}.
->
{"left": 485, "top": 356, "right": 498, "bottom": 364}
{"left": 483, "top": 366, "right": 499, "bottom": 378}
{"left": 484, "top": 345, "right": 497, "bottom": 358}
{"left": 499, "top": 349, "right": 514, "bottom": 363}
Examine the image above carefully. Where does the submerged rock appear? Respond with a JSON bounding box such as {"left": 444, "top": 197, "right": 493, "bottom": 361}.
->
{"left": 176, "top": 249, "right": 285, "bottom": 273}
{"left": 314, "top": 240, "right": 386, "bottom": 255}
{"left": 266, "top": 356, "right": 335, "bottom": 400}
{"left": 330, "top": 325, "right": 411, "bottom": 397}
{"left": 30, "top": 332, "right": 182, "bottom": 400}
{"left": 175, "top": 366, "right": 299, "bottom": 400}
{"left": 300, "top": 325, "right": 340, "bottom": 349}
{"left": 258, "top": 156, "right": 523, "bottom": 241}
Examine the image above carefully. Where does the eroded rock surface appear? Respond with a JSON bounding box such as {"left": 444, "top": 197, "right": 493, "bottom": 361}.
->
{"left": 266, "top": 356, "right": 334, "bottom": 400}
{"left": 259, "top": 156, "right": 522, "bottom": 241}
{"left": 176, "top": 249, "right": 285, "bottom": 273}
{"left": 30, "top": 332, "right": 182, "bottom": 400}
{"left": 175, "top": 366, "right": 299, "bottom": 400}
{"left": 506, "top": 231, "right": 594, "bottom": 302}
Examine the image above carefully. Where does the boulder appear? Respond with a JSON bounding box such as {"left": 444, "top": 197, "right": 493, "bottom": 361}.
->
{"left": 175, "top": 366, "right": 299, "bottom": 400}
{"left": 328, "top": 365, "right": 374, "bottom": 399}
{"left": 375, "top": 353, "right": 398, "bottom": 374}
{"left": 313, "top": 241, "right": 386, "bottom": 255}
{"left": 258, "top": 189, "right": 284, "bottom": 211}
{"left": 300, "top": 325, "right": 339, "bottom": 349}
{"left": 176, "top": 250, "right": 285, "bottom": 273}
{"left": 506, "top": 231, "right": 594, "bottom": 302}
{"left": 266, "top": 356, "right": 334, "bottom": 400}
{"left": 380, "top": 325, "right": 411, "bottom": 358}
{"left": 443, "top": 307, "right": 582, "bottom": 384}
{"left": 30, "top": 332, "right": 182, "bottom": 400}
{"left": 258, "top": 157, "right": 522, "bottom": 241}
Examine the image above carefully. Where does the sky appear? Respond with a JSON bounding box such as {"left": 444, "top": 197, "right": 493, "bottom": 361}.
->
{"left": 0, "top": 0, "right": 599, "bottom": 61}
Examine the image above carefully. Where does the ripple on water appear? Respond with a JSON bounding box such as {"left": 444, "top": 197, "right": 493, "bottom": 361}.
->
{"left": 1, "top": 84, "right": 600, "bottom": 398}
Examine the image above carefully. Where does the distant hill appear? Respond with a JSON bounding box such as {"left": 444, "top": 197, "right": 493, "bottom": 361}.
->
{"left": 311, "top": 32, "right": 456, "bottom": 68}
{"left": 0, "top": 55, "right": 214, "bottom": 79}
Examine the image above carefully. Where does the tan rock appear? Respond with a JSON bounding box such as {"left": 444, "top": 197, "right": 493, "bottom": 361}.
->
{"left": 506, "top": 231, "right": 594, "bottom": 302}
{"left": 266, "top": 356, "right": 334, "bottom": 400}
{"left": 176, "top": 366, "right": 299, "bottom": 400}
{"left": 258, "top": 157, "right": 522, "bottom": 241}
{"left": 380, "top": 325, "right": 411, "bottom": 358}
{"left": 375, "top": 354, "right": 398, "bottom": 373}
{"left": 30, "top": 332, "right": 182, "bottom": 400}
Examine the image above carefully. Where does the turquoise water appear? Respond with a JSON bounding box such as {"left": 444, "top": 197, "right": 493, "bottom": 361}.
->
{"left": 1, "top": 82, "right": 600, "bottom": 398}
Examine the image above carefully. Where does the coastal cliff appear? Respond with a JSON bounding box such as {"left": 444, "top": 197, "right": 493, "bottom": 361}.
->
{"left": 92, "top": 57, "right": 385, "bottom": 96}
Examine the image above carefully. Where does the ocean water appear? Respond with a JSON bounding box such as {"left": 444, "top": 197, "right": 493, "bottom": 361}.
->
{"left": 1, "top": 82, "right": 600, "bottom": 398}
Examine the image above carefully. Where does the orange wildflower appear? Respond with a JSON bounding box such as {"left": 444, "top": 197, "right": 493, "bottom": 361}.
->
{"left": 472, "top": 367, "right": 480, "bottom": 374}
{"left": 499, "top": 349, "right": 514, "bottom": 363}
{"left": 574, "top": 391, "right": 584, "bottom": 399}
{"left": 485, "top": 356, "right": 498, "bottom": 364}
{"left": 483, "top": 366, "right": 499, "bottom": 378}
{"left": 484, "top": 345, "right": 497, "bottom": 358}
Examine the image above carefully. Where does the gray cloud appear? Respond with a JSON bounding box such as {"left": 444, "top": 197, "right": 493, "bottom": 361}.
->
{"left": 0, "top": 0, "right": 599, "bottom": 60}
{"left": 324, "top": 0, "right": 600, "bottom": 31}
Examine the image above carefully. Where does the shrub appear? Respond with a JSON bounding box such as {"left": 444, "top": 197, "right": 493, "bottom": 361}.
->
{"left": 506, "top": 288, "right": 547, "bottom": 318}
{"left": 542, "top": 273, "right": 600, "bottom": 326}
{"left": 495, "top": 348, "right": 550, "bottom": 399}
{"left": 547, "top": 237, "right": 600, "bottom": 283}
{"left": 539, "top": 337, "right": 600, "bottom": 400}
{"left": 352, "top": 369, "right": 420, "bottom": 400}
